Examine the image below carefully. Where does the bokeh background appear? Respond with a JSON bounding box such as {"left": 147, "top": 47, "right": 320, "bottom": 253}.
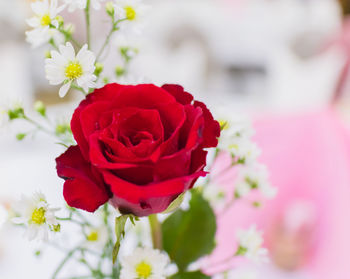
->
{"left": 1, "top": 0, "right": 350, "bottom": 278}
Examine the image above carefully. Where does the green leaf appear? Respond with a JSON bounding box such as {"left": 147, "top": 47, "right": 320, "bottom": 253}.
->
{"left": 171, "top": 271, "right": 210, "bottom": 279}
{"left": 113, "top": 215, "right": 131, "bottom": 264}
{"left": 162, "top": 190, "right": 217, "bottom": 271}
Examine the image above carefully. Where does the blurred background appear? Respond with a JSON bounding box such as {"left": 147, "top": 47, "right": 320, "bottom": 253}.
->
{"left": 1, "top": 0, "right": 350, "bottom": 278}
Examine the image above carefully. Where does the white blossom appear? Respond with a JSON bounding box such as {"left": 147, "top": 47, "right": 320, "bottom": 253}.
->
{"left": 218, "top": 117, "right": 260, "bottom": 165}
{"left": 120, "top": 247, "right": 170, "bottom": 279}
{"left": 64, "top": 0, "right": 105, "bottom": 12}
{"left": 45, "top": 42, "right": 96, "bottom": 97}
{"left": 11, "top": 192, "right": 60, "bottom": 241}
{"left": 235, "top": 164, "right": 277, "bottom": 200}
{"left": 25, "top": 0, "right": 65, "bottom": 48}
{"left": 236, "top": 225, "right": 268, "bottom": 264}
{"left": 113, "top": 0, "right": 148, "bottom": 34}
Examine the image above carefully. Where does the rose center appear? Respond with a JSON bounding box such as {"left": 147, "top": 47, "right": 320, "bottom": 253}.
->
{"left": 124, "top": 6, "right": 136, "bottom": 20}
{"left": 31, "top": 207, "right": 46, "bottom": 225}
{"left": 40, "top": 14, "right": 51, "bottom": 26}
{"left": 65, "top": 62, "right": 83, "bottom": 80}
{"left": 135, "top": 261, "right": 152, "bottom": 278}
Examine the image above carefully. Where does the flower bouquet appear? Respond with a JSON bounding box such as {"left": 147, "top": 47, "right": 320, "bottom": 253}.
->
{"left": 5, "top": 1, "right": 276, "bottom": 278}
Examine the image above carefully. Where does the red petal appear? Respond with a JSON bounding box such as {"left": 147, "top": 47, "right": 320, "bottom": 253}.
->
{"left": 193, "top": 101, "right": 220, "bottom": 148}
{"left": 162, "top": 84, "right": 194, "bottom": 105}
{"left": 56, "top": 146, "right": 111, "bottom": 212}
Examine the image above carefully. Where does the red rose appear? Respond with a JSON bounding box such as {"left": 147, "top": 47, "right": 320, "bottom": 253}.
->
{"left": 56, "top": 83, "right": 220, "bottom": 216}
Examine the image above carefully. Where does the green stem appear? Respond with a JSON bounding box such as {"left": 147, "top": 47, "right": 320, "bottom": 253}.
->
{"left": 51, "top": 245, "right": 80, "bottom": 279}
{"left": 96, "top": 18, "right": 128, "bottom": 61}
{"left": 85, "top": 0, "right": 91, "bottom": 49}
{"left": 148, "top": 214, "right": 162, "bottom": 250}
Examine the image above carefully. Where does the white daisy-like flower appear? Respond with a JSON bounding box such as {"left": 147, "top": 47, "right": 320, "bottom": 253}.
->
{"left": 26, "top": 27, "right": 64, "bottom": 48}
{"left": 113, "top": 0, "right": 148, "bottom": 34}
{"left": 11, "top": 192, "right": 60, "bottom": 241}
{"left": 236, "top": 225, "right": 268, "bottom": 264}
{"left": 235, "top": 164, "right": 277, "bottom": 200}
{"left": 64, "top": 0, "right": 105, "bottom": 12}
{"left": 25, "top": 0, "right": 65, "bottom": 48}
{"left": 120, "top": 247, "right": 170, "bottom": 279}
{"left": 45, "top": 42, "right": 97, "bottom": 97}
{"left": 84, "top": 226, "right": 108, "bottom": 250}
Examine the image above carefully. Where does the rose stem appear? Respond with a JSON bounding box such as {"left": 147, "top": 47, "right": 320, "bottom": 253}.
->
{"left": 148, "top": 214, "right": 162, "bottom": 250}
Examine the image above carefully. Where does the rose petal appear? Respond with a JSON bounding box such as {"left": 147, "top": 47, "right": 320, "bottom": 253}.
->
{"left": 56, "top": 146, "right": 111, "bottom": 212}
{"left": 162, "top": 84, "right": 194, "bottom": 105}
{"left": 193, "top": 101, "right": 221, "bottom": 148}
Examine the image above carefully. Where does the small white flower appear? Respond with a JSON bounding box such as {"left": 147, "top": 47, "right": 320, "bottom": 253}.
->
{"left": 203, "top": 183, "right": 226, "bottom": 210}
{"left": 120, "top": 247, "right": 170, "bottom": 279}
{"left": 235, "top": 164, "right": 276, "bottom": 200}
{"left": 11, "top": 192, "right": 60, "bottom": 241}
{"left": 84, "top": 226, "right": 109, "bottom": 250}
{"left": 64, "top": 0, "right": 105, "bottom": 12}
{"left": 218, "top": 117, "right": 260, "bottom": 165}
{"left": 113, "top": 0, "right": 148, "bottom": 34}
{"left": 236, "top": 225, "right": 268, "bottom": 264}
{"left": 25, "top": 0, "right": 65, "bottom": 48}
{"left": 26, "top": 27, "right": 64, "bottom": 48}
{"left": 45, "top": 42, "right": 97, "bottom": 97}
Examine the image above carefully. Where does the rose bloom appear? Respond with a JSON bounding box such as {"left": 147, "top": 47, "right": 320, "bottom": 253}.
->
{"left": 56, "top": 83, "right": 220, "bottom": 216}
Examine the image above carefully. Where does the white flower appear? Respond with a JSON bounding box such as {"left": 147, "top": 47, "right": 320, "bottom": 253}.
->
{"left": 203, "top": 183, "right": 226, "bottom": 210}
{"left": 120, "top": 247, "right": 170, "bottom": 279}
{"left": 236, "top": 225, "right": 268, "bottom": 264}
{"left": 84, "top": 225, "right": 109, "bottom": 250}
{"left": 218, "top": 117, "right": 260, "bottom": 165}
{"left": 64, "top": 0, "right": 105, "bottom": 12}
{"left": 45, "top": 42, "right": 97, "bottom": 97}
{"left": 235, "top": 164, "right": 276, "bottom": 200}
{"left": 25, "top": 0, "right": 65, "bottom": 48}
{"left": 11, "top": 192, "right": 60, "bottom": 241}
{"left": 26, "top": 27, "right": 64, "bottom": 48}
{"left": 113, "top": 0, "right": 148, "bottom": 34}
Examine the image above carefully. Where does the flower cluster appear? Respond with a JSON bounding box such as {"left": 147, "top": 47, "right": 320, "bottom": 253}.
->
{"left": 3, "top": 0, "right": 277, "bottom": 278}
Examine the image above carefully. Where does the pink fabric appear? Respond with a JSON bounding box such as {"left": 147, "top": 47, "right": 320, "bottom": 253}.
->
{"left": 207, "top": 109, "right": 350, "bottom": 277}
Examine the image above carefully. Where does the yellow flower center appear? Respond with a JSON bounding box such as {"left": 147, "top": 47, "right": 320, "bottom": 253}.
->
{"left": 40, "top": 14, "right": 51, "bottom": 26}
{"left": 124, "top": 6, "right": 136, "bottom": 20}
{"left": 31, "top": 207, "right": 46, "bottom": 225}
{"left": 87, "top": 231, "right": 99, "bottom": 242}
{"left": 135, "top": 261, "right": 152, "bottom": 278}
{"left": 65, "top": 62, "right": 83, "bottom": 80}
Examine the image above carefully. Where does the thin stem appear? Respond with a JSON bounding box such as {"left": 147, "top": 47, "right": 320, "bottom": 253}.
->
{"left": 51, "top": 245, "right": 80, "bottom": 279}
{"left": 71, "top": 84, "right": 88, "bottom": 95}
{"left": 23, "top": 115, "right": 54, "bottom": 136}
{"left": 96, "top": 18, "right": 128, "bottom": 61}
{"left": 148, "top": 214, "right": 162, "bottom": 250}
{"left": 85, "top": 0, "right": 91, "bottom": 49}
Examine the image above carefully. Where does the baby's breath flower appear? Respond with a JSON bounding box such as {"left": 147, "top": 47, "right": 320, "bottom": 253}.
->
{"left": 236, "top": 225, "right": 268, "bottom": 264}
{"left": 235, "top": 164, "right": 277, "bottom": 200}
{"left": 11, "top": 192, "right": 60, "bottom": 241}
{"left": 45, "top": 42, "right": 96, "bottom": 97}
{"left": 120, "top": 247, "right": 169, "bottom": 279}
